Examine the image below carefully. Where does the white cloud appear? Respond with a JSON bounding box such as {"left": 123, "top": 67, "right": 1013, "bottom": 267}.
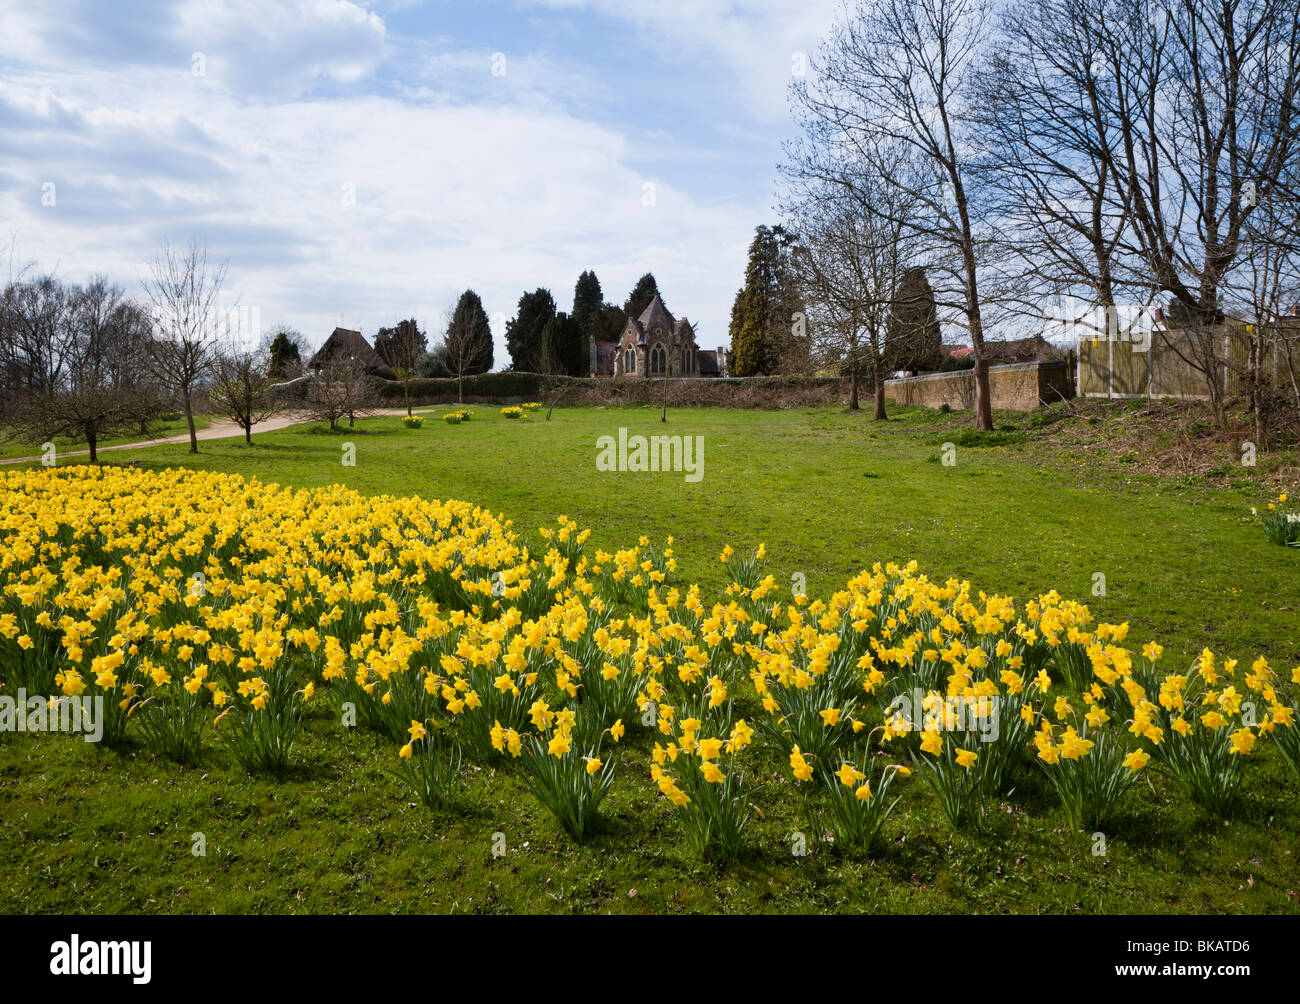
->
{"left": 519, "top": 0, "right": 841, "bottom": 120}
{"left": 0, "top": 65, "right": 753, "bottom": 362}
{"left": 0, "top": 0, "right": 822, "bottom": 363}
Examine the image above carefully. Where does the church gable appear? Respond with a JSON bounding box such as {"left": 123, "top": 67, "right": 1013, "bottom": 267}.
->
{"left": 602, "top": 290, "right": 713, "bottom": 378}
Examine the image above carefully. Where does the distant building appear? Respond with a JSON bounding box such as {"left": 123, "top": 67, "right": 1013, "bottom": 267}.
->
{"left": 588, "top": 293, "right": 726, "bottom": 378}
{"left": 942, "top": 334, "right": 1055, "bottom": 365}
{"left": 307, "top": 327, "right": 396, "bottom": 380}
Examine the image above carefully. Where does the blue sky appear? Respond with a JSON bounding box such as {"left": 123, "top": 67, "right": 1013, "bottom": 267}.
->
{"left": 0, "top": 0, "right": 842, "bottom": 363}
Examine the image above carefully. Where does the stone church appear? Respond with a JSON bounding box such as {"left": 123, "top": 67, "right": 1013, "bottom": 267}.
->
{"left": 589, "top": 293, "right": 727, "bottom": 378}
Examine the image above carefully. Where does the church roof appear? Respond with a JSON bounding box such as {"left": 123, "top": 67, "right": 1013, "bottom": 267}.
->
{"left": 636, "top": 294, "right": 675, "bottom": 340}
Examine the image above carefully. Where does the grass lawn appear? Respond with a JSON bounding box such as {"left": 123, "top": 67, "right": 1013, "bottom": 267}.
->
{"left": 0, "top": 414, "right": 215, "bottom": 461}
{"left": 2, "top": 403, "right": 1298, "bottom": 914}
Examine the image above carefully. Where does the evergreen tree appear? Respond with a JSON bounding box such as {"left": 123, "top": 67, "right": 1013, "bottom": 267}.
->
{"left": 728, "top": 226, "right": 803, "bottom": 376}
{"left": 728, "top": 287, "right": 758, "bottom": 376}
{"left": 571, "top": 271, "right": 604, "bottom": 341}
{"left": 267, "top": 328, "right": 301, "bottom": 379}
{"left": 505, "top": 288, "right": 556, "bottom": 372}
{"left": 623, "top": 273, "right": 662, "bottom": 319}
{"left": 885, "top": 268, "right": 943, "bottom": 372}
{"left": 445, "top": 290, "right": 493, "bottom": 376}
{"left": 373, "top": 318, "right": 427, "bottom": 371}
{"left": 594, "top": 302, "right": 627, "bottom": 342}
{"left": 539, "top": 311, "right": 584, "bottom": 376}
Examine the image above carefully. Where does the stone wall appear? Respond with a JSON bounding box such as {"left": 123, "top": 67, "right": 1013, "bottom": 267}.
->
{"left": 883, "top": 360, "right": 1073, "bottom": 412}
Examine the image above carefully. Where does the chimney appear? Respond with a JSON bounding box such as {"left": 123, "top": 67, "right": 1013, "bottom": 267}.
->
{"left": 1290, "top": 304, "right": 1300, "bottom": 317}
{"left": 717, "top": 346, "right": 727, "bottom": 378}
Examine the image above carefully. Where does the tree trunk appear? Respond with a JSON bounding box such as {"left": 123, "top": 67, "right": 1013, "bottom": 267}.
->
{"left": 1250, "top": 333, "right": 1266, "bottom": 447}
{"left": 848, "top": 358, "right": 860, "bottom": 411}
{"left": 972, "top": 355, "right": 993, "bottom": 431}
{"left": 245, "top": 423, "right": 252, "bottom": 445}
{"left": 874, "top": 373, "right": 887, "bottom": 421}
{"left": 87, "top": 433, "right": 97, "bottom": 464}
{"left": 458, "top": 375, "right": 463, "bottom": 404}
{"left": 183, "top": 389, "right": 198, "bottom": 454}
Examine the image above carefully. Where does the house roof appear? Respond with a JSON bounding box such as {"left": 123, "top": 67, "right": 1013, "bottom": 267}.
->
{"left": 308, "top": 327, "right": 395, "bottom": 379}
{"left": 985, "top": 334, "right": 1051, "bottom": 362}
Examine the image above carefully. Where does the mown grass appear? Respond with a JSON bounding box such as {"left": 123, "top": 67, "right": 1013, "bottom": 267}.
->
{"left": 2, "top": 403, "right": 1298, "bottom": 914}
{"left": 0, "top": 414, "right": 214, "bottom": 461}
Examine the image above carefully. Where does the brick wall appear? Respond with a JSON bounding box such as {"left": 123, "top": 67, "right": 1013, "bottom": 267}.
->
{"left": 883, "top": 360, "right": 1073, "bottom": 411}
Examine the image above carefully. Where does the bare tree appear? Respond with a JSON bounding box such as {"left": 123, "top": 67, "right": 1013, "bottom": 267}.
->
{"left": 307, "top": 354, "right": 374, "bottom": 432}
{"left": 7, "top": 278, "right": 154, "bottom": 462}
{"left": 441, "top": 301, "right": 477, "bottom": 404}
{"left": 1221, "top": 170, "right": 1300, "bottom": 441}
{"left": 785, "top": 145, "right": 918, "bottom": 419}
{"left": 973, "top": 0, "right": 1138, "bottom": 319}
{"left": 1088, "top": 0, "right": 1299, "bottom": 321}
{"left": 209, "top": 346, "right": 282, "bottom": 445}
{"left": 792, "top": 0, "right": 999, "bottom": 429}
{"left": 5, "top": 275, "right": 74, "bottom": 399}
{"left": 142, "top": 238, "right": 227, "bottom": 453}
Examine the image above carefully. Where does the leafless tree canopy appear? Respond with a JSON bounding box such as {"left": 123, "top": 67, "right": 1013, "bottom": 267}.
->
{"left": 783, "top": 142, "right": 920, "bottom": 418}
{"left": 0, "top": 275, "right": 160, "bottom": 461}
{"left": 785, "top": 0, "right": 1300, "bottom": 433}
{"left": 788, "top": 0, "right": 1001, "bottom": 428}
{"left": 209, "top": 346, "right": 283, "bottom": 445}
{"left": 142, "top": 238, "right": 228, "bottom": 454}
{"left": 306, "top": 354, "right": 375, "bottom": 432}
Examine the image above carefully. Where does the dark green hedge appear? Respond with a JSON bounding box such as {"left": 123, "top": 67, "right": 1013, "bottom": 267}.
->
{"left": 377, "top": 372, "right": 555, "bottom": 400}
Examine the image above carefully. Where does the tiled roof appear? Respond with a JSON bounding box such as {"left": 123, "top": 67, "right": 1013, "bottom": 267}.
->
{"left": 637, "top": 294, "right": 675, "bottom": 339}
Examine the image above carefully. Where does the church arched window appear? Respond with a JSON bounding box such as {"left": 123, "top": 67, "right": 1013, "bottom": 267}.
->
{"left": 624, "top": 348, "right": 635, "bottom": 374}
{"left": 650, "top": 344, "right": 666, "bottom": 375}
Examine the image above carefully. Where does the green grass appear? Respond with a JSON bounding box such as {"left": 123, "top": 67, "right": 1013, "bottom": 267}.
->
{"left": 2, "top": 403, "right": 1298, "bottom": 914}
{"left": 0, "top": 414, "right": 215, "bottom": 461}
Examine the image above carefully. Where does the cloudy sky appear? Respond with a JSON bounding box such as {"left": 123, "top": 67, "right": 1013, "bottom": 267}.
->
{"left": 0, "top": 0, "right": 842, "bottom": 363}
